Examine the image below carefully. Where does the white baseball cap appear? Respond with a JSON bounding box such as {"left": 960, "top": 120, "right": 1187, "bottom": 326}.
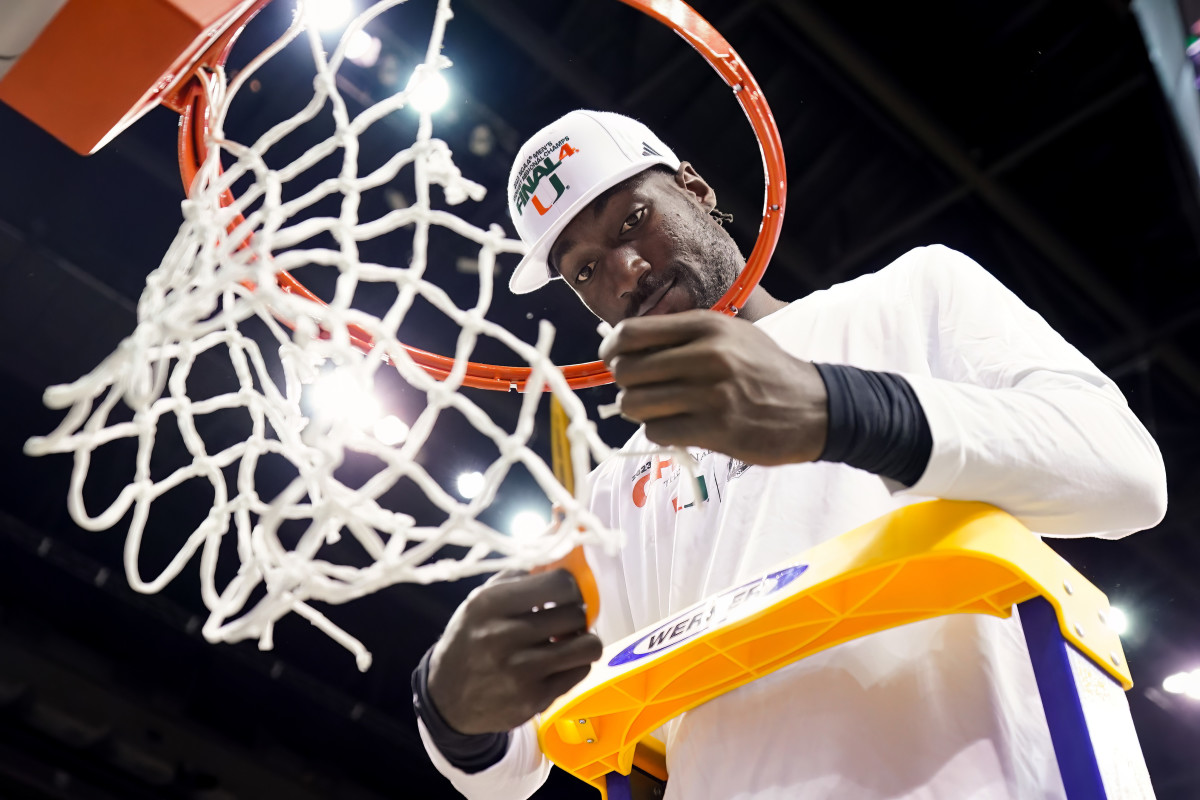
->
{"left": 507, "top": 110, "right": 681, "bottom": 295}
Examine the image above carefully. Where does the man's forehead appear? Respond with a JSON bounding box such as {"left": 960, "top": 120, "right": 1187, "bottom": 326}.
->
{"left": 548, "top": 168, "right": 675, "bottom": 273}
{"left": 586, "top": 166, "right": 673, "bottom": 220}
{"left": 594, "top": 177, "right": 640, "bottom": 214}
{"left": 549, "top": 184, "right": 632, "bottom": 272}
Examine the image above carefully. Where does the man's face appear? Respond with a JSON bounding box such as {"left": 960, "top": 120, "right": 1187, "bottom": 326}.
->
{"left": 548, "top": 166, "right": 744, "bottom": 326}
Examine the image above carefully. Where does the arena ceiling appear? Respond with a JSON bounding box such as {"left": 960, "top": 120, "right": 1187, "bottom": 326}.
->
{"left": 0, "top": 0, "right": 1198, "bottom": 797}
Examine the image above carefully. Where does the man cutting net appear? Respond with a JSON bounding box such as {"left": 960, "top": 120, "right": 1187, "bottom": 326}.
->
{"left": 411, "top": 110, "right": 1167, "bottom": 799}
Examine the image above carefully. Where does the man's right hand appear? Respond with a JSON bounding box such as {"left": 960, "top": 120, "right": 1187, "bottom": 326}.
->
{"left": 426, "top": 569, "right": 603, "bottom": 736}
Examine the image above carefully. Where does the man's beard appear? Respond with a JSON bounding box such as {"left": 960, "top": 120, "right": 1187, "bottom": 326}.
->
{"left": 668, "top": 203, "right": 744, "bottom": 310}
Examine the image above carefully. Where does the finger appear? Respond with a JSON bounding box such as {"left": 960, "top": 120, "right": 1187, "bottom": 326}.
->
{"left": 486, "top": 569, "right": 530, "bottom": 585}
{"left": 609, "top": 341, "right": 728, "bottom": 388}
{"left": 599, "top": 309, "right": 724, "bottom": 364}
{"left": 506, "top": 602, "right": 590, "bottom": 645}
{"left": 517, "top": 631, "right": 604, "bottom": 678}
{"left": 643, "top": 413, "right": 709, "bottom": 449}
{"left": 540, "top": 663, "right": 595, "bottom": 705}
{"left": 617, "top": 384, "right": 696, "bottom": 423}
{"left": 478, "top": 568, "right": 584, "bottom": 618}
{"left": 466, "top": 569, "right": 529, "bottom": 604}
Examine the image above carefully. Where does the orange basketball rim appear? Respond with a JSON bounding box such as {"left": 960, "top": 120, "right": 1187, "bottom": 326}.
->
{"left": 1, "top": 0, "right": 786, "bottom": 391}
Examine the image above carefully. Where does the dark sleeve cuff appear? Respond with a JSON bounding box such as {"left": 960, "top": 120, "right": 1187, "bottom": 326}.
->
{"left": 412, "top": 646, "right": 509, "bottom": 774}
{"left": 813, "top": 363, "right": 933, "bottom": 488}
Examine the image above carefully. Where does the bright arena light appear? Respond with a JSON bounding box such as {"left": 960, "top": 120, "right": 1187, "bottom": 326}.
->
{"left": 1105, "top": 606, "right": 1128, "bottom": 635}
{"left": 510, "top": 509, "right": 548, "bottom": 540}
{"left": 345, "top": 29, "right": 381, "bottom": 68}
{"left": 305, "top": 0, "right": 356, "bottom": 32}
{"left": 1162, "top": 669, "right": 1200, "bottom": 699}
{"left": 309, "top": 371, "right": 381, "bottom": 426}
{"left": 373, "top": 414, "right": 409, "bottom": 446}
{"left": 456, "top": 471, "right": 485, "bottom": 500}
{"left": 406, "top": 68, "right": 450, "bottom": 113}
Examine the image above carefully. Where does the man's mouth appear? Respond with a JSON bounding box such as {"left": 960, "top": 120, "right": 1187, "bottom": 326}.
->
{"left": 635, "top": 277, "right": 675, "bottom": 317}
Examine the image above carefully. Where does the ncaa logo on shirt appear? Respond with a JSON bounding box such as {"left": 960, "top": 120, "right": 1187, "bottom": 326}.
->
{"left": 608, "top": 565, "right": 809, "bottom": 667}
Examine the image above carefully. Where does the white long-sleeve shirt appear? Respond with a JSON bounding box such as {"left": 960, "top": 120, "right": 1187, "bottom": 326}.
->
{"left": 420, "top": 244, "right": 1166, "bottom": 799}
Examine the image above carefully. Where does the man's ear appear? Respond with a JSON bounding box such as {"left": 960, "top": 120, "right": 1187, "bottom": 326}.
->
{"left": 674, "top": 162, "right": 717, "bottom": 212}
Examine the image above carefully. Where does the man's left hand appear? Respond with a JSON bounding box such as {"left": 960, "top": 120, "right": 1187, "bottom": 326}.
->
{"left": 599, "top": 310, "right": 828, "bottom": 465}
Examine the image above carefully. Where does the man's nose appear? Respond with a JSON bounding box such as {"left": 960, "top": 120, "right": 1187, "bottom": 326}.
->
{"left": 606, "top": 247, "right": 651, "bottom": 298}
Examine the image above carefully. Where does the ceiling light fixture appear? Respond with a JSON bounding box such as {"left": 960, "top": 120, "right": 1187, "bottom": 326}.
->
{"left": 309, "top": 370, "right": 382, "bottom": 427}
{"left": 406, "top": 67, "right": 450, "bottom": 114}
{"left": 1162, "top": 669, "right": 1200, "bottom": 699}
{"left": 456, "top": 471, "right": 485, "bottom": 500}
{"left": 1105, "top": 606, "right": 1128, "bottom": 635}
{"left": 305, "top": 0, "right": 356, "bottom": 33}
{"left": 510, "top": 509, "right": 548, "bottom": 540}
{"left": 373, "top": 414, "right": 409, "bottom": 446}
{"left": 345, "top": 29, "right": 381, "bottom": 68}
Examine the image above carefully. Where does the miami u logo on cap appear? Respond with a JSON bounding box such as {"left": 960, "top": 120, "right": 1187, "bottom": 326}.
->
{"left": 514, "top": 141, "right": 579, "bottom": 217}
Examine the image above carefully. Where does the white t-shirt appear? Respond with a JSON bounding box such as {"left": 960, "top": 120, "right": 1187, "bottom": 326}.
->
{"left": 420, "top": 245, "right": 1166, "bottom": 799}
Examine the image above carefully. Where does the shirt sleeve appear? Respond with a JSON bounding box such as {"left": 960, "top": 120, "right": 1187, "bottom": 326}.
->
{"left": 417, "top": 715, "right": 552, "bottom": 800}
{"left": 896, "top": 244, "right": 1167, "bottom": 538}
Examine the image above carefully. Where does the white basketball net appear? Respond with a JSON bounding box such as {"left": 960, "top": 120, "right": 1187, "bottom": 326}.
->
{"left": 24, "top": 0, "right": 620, "bottom": 671}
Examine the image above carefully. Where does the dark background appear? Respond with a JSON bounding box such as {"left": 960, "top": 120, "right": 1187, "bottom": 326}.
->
{"left": 1, "top": 0, "right": 1199, "bottom": 797}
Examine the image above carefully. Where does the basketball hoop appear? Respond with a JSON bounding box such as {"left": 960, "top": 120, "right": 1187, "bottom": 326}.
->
{"left": 167, "top": 0, "right": 786, "bottom": 391}
{"left": 19, "top": 0, "right": 784, "bottom": 670}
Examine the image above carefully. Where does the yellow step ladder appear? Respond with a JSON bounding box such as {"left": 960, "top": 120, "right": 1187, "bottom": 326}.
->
{"left": 539, "top": 500, "right": 1154, "bottom": 800}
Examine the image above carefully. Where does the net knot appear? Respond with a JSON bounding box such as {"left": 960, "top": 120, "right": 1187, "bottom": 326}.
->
{"left": 422, "top": 139, "right": 486, "bottom": 205}
{"left": 264, "top": 553, "right": 309, "bottom": 601}
{"left": 312, "top": 69, "right": 338, "bottom": 99}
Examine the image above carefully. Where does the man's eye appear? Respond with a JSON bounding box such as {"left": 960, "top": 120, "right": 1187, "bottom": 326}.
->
{"left": 620, "top": 208, "right": 645, "bottom": 234}
{"left": 576, "top": 262, "right": 595, "bottom": 283}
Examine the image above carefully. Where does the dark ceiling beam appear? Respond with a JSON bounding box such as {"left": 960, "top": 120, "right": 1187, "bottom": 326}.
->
{"left": 1097, "top": 305, "right": 1200, "bottom": 376}
{"left": 783, "top": 129, "right": 853, "bottom": 199}
{"left": 109, "top": 121, "right": 187, "bottom": 196}
{"left": 0, "top": 506, "right": 450, "bottom": 723}
{"left": 1125, "top": 527, "right": 1200, "bottom": 611}
{"left": 768, "top": 0, "right": 1200, "bottom": 399}
{"left": 0, "top": 511, "right": 434, "bottom": 796}
{"left": 551, "top": 0, "right": 595, "bottom": 40}
{"left": 460, "top": 0, "right": 614, "bottom": 108}
{"left": 621, "top": 0, "right": 765, "bottom": 109}
{"left": 988, "top": 0, "right": 1054, "bottom": 48}
{"left": 1102, "top": 0, "right": 1135, "bottom": 20}
{"left": 823, "top": 74, "right": 1149, "bottom": 284}
{"left": 0, "top": 634, "right": 378, "bottom": 800}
